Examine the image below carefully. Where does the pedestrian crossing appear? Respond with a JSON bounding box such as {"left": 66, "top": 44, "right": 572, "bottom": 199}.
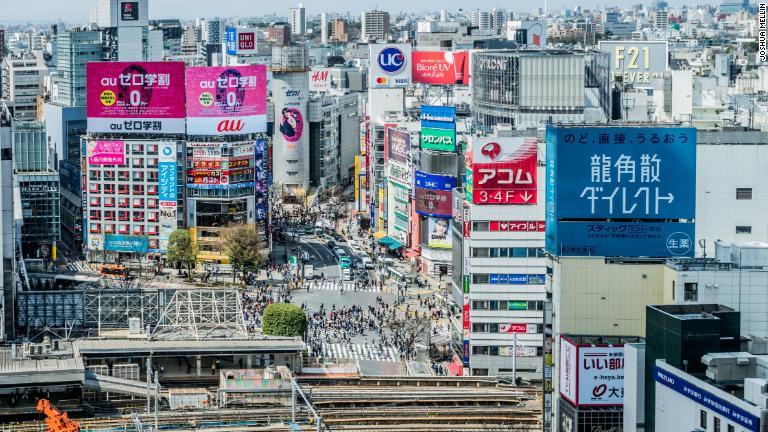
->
{"left": 317, "top": 343, "right": 400, "bottom": 362}
{"left": 304, "top": 281, "right": 380, "bottom": 293}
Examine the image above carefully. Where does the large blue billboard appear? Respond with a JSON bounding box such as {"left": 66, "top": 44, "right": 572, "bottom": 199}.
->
{"left": 546, "top": 126, "right": 696, "bottom": 257}
{"left": 158, "top": 161, "right": 177, "bottom": 202}
{"left": 104, "top": 235, "right": 149, "bottom": 253}
{"left": 225, "top": 27, "right": 237, "bottom": 55}
{"left": 414, "top": 171, "right": 457, "bottom": 191}
{"left": 420, "top": 105, "right": 456, "bottom": 129}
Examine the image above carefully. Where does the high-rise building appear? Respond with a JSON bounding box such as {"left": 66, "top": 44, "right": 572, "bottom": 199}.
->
{"left": 490, "top": 8, "right": 507, "bottom": 29}
{"left": 331, "top": 18, "right": 349, "bottom": 42}
{"left": 150, "top": 19, "right": 183, "bottom": 58}
{"left": 0, "top": 105, "right": 18, "bottom": 342}
{"left": 91, "top": 0, "right": 161, "bottom": 61}
{"left": 653, "top": 9, "right": 669, "bottom": 30}
{"left": 0, "top": 29, "right": 5, "bottom": 59}
{"left": 320, "top": 13, "right": 328, "bottom": 45}
{"left": 200, "top": 18, "right": 223, "bottom": 44}
{"left": 290, "top": 2, "right": 306, "bottom": 36}
{"left": 470, "top": 10, "right": 491, "bottom": 30}
{"left": 361, "top": 10, "right": 390, "bottom": 42}
{"left": 267, "top": 23, "right": 291, "bottom": 46}
{"left": 1, "top": 52, "right": 48, "bottom": 122}
{"left": 52, "top": 30, "right": 102, "bottom": 108}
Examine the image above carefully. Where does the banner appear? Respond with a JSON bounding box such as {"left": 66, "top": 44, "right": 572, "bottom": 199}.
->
{"left": 309, "top": 67, "right": 332, "bottom": 91}
{"left": 255, "top": 139, "right": 267, "bottom": 220}
{"left": 185, "top": 65, "right": 267, "bottom": 135}
{"left": 369, "top": 44, "right": 412, "bottom": 89}
{"left": 276, "top": 88, "right": 306, "bottom": 155}
{"left": 421, "top": 127, "right": 455, "bottom": 152}
{"left": 86, "top": 62, "right": 185, "bottom": 134}
{"left": 469, "top": 137, "right": 538, "bottom": 205}
{"left": 427, "top": 217, "right": 452, "bottom": 249}
{"left": 87, "top": 140, "right": 125, "bottom": 165}
{"left": 385, "top": 127, "right": 410, "bottom": 165}
{"left": 414, "top": 171, "right": 457, "bottom": 218}
{"left": 225, "top": 27, "right": 258, "bottom": 56}
{"left": 412, "top": 51, "right": 470, "bottom": 85}
{"left": 104, "top": 234, "right": 148, "bottom": 253}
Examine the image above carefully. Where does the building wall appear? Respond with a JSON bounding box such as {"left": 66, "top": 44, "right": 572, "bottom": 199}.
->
{"left": 696, "top": 134, "right": 768, "bottom": 255}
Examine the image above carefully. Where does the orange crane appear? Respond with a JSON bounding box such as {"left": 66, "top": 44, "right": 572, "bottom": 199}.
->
{"left": 36, "top": 399, "right": 80, "bottom": 432}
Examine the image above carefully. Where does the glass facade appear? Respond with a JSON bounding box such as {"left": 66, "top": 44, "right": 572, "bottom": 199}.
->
{"left": 53, "top": 30, "right": 102, "bottom": 107}
{"left": 13, "top": 122, "right": 50, "bottom": 172}
{"left": 17, "top": 174, "right": 61, "bottom": 259}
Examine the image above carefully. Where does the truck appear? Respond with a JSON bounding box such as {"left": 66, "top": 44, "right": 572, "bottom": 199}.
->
{"left": 303, "top": 264, "right": 314, "bottom": 279}
{"left": 339, "top": 256, "right": 353, "bottom": 281}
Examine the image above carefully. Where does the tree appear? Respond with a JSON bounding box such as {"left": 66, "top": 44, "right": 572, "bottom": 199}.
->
{"left": 166, "top": 229, "right": 197, "bottom": 275}
{"left": 386, "top": 314, "right": 431, "bottom": 361}
{"left": 222, "top": 225, "right": 264, "bottom": 283}
{"left": 262, "top": 303, "right": 307, "bottom": 337}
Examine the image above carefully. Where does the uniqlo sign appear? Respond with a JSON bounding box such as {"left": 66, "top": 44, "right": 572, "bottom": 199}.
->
{"left": 469, "top": 137, "right": 538, "bottom": 205}
{"left": 239, "top": 32, "right": 255, "bottom": 50}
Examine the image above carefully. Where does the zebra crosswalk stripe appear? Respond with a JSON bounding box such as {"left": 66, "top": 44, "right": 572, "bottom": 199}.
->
{"left": 305, "top": 281, "right": 379, "bottom": 292}
{"left": 320, "top": 343, "right": 399, "bottom": 362}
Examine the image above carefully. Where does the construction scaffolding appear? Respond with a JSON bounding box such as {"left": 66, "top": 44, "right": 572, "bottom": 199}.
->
{"left": 150, "top": 290, "right": 250, "bottom": 341}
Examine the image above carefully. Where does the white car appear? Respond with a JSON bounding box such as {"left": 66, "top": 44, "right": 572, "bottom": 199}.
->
{"left": 361, "top": 257, "right": 374, "bottom": 269}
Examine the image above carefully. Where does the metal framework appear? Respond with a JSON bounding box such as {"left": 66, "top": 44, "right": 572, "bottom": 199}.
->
{"left": 84, "top": 290, "right": 160, "bottom": 329}
{"left": 150, "top": 290, "right": 250, "bottom": 340}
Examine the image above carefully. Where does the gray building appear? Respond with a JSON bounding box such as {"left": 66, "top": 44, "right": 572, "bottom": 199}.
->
{"left": 361, "top": 10, "right": 390, "bottom": 42}
{"left": 308, "top": 92, "right": 360, "bottom": 193}
{"left": 1, "top": 52, "right": 48, "bottom": 122}
{"left": 52, "top": 30, "right": 102, "bottom": 107}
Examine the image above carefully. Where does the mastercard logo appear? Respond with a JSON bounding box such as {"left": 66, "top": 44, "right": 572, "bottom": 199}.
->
{"left": 100, "top": 90, "right": 116, "bottom": 107}
{"left": 376, "top": 77, "right": 388, "bottom": 84}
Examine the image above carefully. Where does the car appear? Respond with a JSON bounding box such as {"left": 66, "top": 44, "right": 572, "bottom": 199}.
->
{"left": 360, "top": 256, "right": 374, "bottom": 269}
{"left": 326, "top": 239, "right": 336, "bottom": 249}
{"left": 334, "top": 248, "right": 348, "bottom": 259}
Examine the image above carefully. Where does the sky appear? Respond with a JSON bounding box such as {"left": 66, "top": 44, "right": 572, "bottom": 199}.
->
{"left": 0, "top": 0, "right": 692, "bottom": 24}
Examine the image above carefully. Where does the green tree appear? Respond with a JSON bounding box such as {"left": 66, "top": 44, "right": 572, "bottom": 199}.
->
{"left": 222, "top": 225, "right": 264, "bottom": 283}
{"left": 262, "top": 303, "right": 307, "bottom": 337}
{"left": 166, "top": 229, "right": 197, "bottom": 276}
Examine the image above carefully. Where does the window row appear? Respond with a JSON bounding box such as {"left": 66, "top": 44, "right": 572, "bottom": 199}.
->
{"left": 89, "top": 170, "right": 160, "bottom": 181}
{"left": 89, "top": 223, "right": 160, "bottom": 236}
{"left": 471, "top": 345, "right": 543, "bottom": 356}
{"left": 89, "top": 197, "right": 160, "bottom": 208}
{"left": 471, "top": 300, "right": 545, "bottom": 311}
{"left": 471, "top": 247, "right": 546, "bottom": 258}
{"left": 89, "top": 210, "right": 160, "bottom": 223}
{"left": 470, "top": 323, "right": 543, "bottom": 334}
{"left": 89, "top": 184, "right": 158, "bottom": 195}
{"left": 700, "top": 409, "right": 735, "bottom": 432}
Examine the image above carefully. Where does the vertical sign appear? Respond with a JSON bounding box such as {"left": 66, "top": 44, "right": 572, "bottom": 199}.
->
{"left": 158, "top": 142, "right": 177, "bottom": 252}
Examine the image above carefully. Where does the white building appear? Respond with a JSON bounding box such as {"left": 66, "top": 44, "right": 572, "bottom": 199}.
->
{"left": 452, "top": 136, "right": 546, "bottom": 379}
{"left": 200, "top": 19, "right": 223, "bottom": 45}
{"left": 470, "top": 10, "right": 491, "bottom": 30}
{"left": 1, "top": 52, "right": 48, "bottom": 122}
{"left": 290, "top": 3, "right": 306, "bottom": 36}
{"left": 320, "top": 13, "right": 328, "bottom": 45}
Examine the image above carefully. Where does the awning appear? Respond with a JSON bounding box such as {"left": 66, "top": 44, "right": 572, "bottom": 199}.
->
{"left": 387, "top": 238, "right": 404, "bottom": 250}
{"left": 373, "top": 230, "right": 387, "bottom": 239}
{"left": 377, "top": 236, "right": 394, "bottom": 246}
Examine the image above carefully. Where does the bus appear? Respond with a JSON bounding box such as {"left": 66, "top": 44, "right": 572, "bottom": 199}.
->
{"left": 100, "top": 264, "right": 129, "bottom": 278}
{"left": 339, "top": 256, "right": 352, "bottom": 281}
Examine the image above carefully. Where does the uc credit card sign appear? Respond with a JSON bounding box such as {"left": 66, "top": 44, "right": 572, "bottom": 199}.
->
{"left": 546, "top": 126, "right": 696, "bottom": 257}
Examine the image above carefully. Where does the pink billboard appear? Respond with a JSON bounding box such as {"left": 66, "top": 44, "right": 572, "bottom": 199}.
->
{"left": 412, "top": 51, "right": 470, "bottom": 85}
{"left": 86, "top": 62, "right": 186, "bottom": 134}
{"left": 185, "top": 65, "right": 267, "bottom": 136}
{"left": 87, "top": 140, "right": 125, "bottom": 165}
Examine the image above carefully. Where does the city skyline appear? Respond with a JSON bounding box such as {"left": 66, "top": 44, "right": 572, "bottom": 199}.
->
{"left": 1, "top": 0, "right": 698, "bottom": 23}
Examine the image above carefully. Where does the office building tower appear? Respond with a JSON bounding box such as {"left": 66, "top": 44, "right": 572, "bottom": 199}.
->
{"left": 331, "top": 18, "right": 349, "bottom": 42}
{"left": 654, "top": 9, "right": 669, "bottom": 30}
{"left": 52, "top": 30, "right": 102, "bottom": 108}
{"left": 201, "top": 18, "right": 223, "bottom": 44}
{"left": 0, "top": 29, "right": 5, "bottom": 59}
{"left": 0, "top": 105, "right": 18, "bottom": 342}
{"left": 150, "top": 19, "right": 183, "bottom": 58}
{"left": 92, "top": 0, "right": 160, "bottom": 61}
{"left": 490, "top": 8, "right": 507, "bottom": 29}
{"left": 290, "top": 3, "right": 306, "bottom": 36}
{"left": 361, "top": 10, "right": 390, "bottom": 42}
{"left": 267, "top": 23, "right": 291, "bottom": 46}
{"left": 321, "top": 13, "right": 328, "bottom": 45}
{"left": 1, "top": 52, "right": 48, "bottom": 122}
{"left": 471, "top": 10, "right": 491, "bottom": 30}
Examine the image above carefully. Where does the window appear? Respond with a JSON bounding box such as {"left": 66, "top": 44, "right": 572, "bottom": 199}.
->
{"left": 471, "top": 323, "right": 488, "bottom": 332}
{"left": 472, "top": 301, "right": 489, "bottom": 310}
{"left": 714, "top": 417, "right": 720, "bottom": 431}
{"left": 736, "top": 226, "right": 752, "bottom": 234}
{"left": 672, "top": 281, "right": 675, "bottom": 300}
{"left": 472, "top": 274, "right": 489, "bottom": 284}
{"left": 700, "top": 410, "right": 707, "bottom": 429}
{"left": 489, "top": 346, "right": 499, "bottom": 356}
{"left": 472, "top": 248, "right": 489, "bottom": 258}
{"left": 472, "top": 346, "right": 489, "bottom": 355}
{"left": 512, "top": 248, "right": 527, "bottom": 257}
{"left": 684, "top": 283, "right": 698, "bottom": 302}
{"left": 472, "top": 221, "right": 489, "bottom": 231}
{"left": 489, "top": 323, "right": 499, "bottom": 333}
{"left": 736, "top": 188, "right": 752, "bottom": 200}
{"left": 728, "top": 424, "right": 735, "bottom": 432}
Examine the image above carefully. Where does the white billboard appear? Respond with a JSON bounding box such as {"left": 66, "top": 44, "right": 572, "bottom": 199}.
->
{"left": 369, "top": 44, "right": 412, "bottom": 89}
{"left": 309, "top": 67, "right": 332, "bottom": 91}
{"left": 559, "top": 336, "right": 625, "bottom": 407}
{"left": 598, "top": 40, "right": 669, "bottom": 87}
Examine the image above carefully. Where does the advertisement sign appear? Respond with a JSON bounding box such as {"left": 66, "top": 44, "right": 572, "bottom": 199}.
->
{"left": 598, "top": 40, "right": 669, "bottom": 87}
{"left": 487, "top": 274, "right": 546, "bottom": 285}
{"left": 120, "top": 1, "right": 139, "bottom": 21}
{"left": 87, "top": 140, "right": 125, "bottom": 165}
{"left": 276, "top": 89, "right": 306, "bottom": 155}
{"left": 387, "top": 163, "right": 412, "bottom": 188}
{"left": 499, "top": 346, "right": 538, "bottom": 357}
{"left": 560, "top": 337, "right": 625, "bottom": 407}
{"left": 414, "top": 171, "right": 457, "bottom": 218}
{"left": 185, "top": 65, "right": 267, "bottom": 135}
{"left": 158, "top": 143, "right": 177, "bottom": 202}
{"left": 309, "top": 67, "right": 332, "bottom": 91}
{"left": 412, "top": 51, "right": 470, "bottom": 85}
{"left": 499, "top": 323, "right": 538, "bottom": 334}
{"left": 385, "top": 127, "right": 410, "bottom": 165}
{"left": 254, "top": 139, "right": 267, "bottom": 220}
{"left": 421, "top": 127, "right": 456, "bottom": 152}
{"left": 414, "top": 171, "right": 457, "bottom": 191}
{"left": 86, "top": 62, "right": 185, "bottom": 134}
{"left": 469, "top": 137, "right": 538, "bottom": 205}
{"left": 489, "top": 221, "right": 546, "bottom": 232}
{"left": 104, "top": 234, "right": 148, "bottom": 252}
{"left": 226, "top": 27, "right": 259, "bottom": 55}
{"left": 546, "top": 126, "right": 696, "bottom": 257}
{"left": 369, "top": 44, "right": 413, "bottom": 89}
{"left": 427, "top": 217, "right": 452, "bottom": 249}
{"left": 654, "top": 366, "right": 760, "bottom": 432}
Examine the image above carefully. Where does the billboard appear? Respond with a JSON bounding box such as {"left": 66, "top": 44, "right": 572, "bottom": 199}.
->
{"left": 420, "top": 105, "right": 457, "bottom": 152}
{"left": 369, "top": 44, "right": 412, "bottom": 89}
{"left": 225, "top": 27, "right": 258, "bottom": 56}
{"left": 158, "top": 142, "right": 177, "bottom": 252}
{"left": 104, "top": 234, "right": 148, "bottom": 252}
{"left": 506, "top": 21, "right": 547, "bottom": 47}
{"left": 559, "top": 337, "right": 625, "bottom": 407}
{"left": 489, "top": 221, "right": 546, "bottom": 232}
{"left": 468, "top": 137, "right": 538, "bottom": 205}
{"left": 427, "top": 217, "right": 451, "bottom": 249}
{"left": 411, "top": 51, "right": 470, "bottom": 85}
{"left": 499, "top": 323, "right": 538, "bottom": 334}
{"left": 598, "top": 40, "right": 669, "bottom": 87}
{"left": 120, "top": 1, "right": 139, "bottom": 21}
{"left": 87, "top": 140, "right": 125, "bottom": 165}
{"left": 385, "top": 127, "right": 410, "bottom": 165}
{"left": 546, "top": 126, "right": 696, "bottom": 257}
{"left": 414, "top": 171, "right": 457, "bottom": 218}
{"left": 185, "top": 65, "right": 267, "bottom": 135}
{"left": 255, "top": 139, "right": 267, "bottom": 220}
{"left": 276, "top": 89, "right": 306, "bottom": 155}
{"left": 309, "top": 67, "right": 332, "bottom": 91}
{"left": 86, "top": 62, "right": 185, "bottom": 134}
